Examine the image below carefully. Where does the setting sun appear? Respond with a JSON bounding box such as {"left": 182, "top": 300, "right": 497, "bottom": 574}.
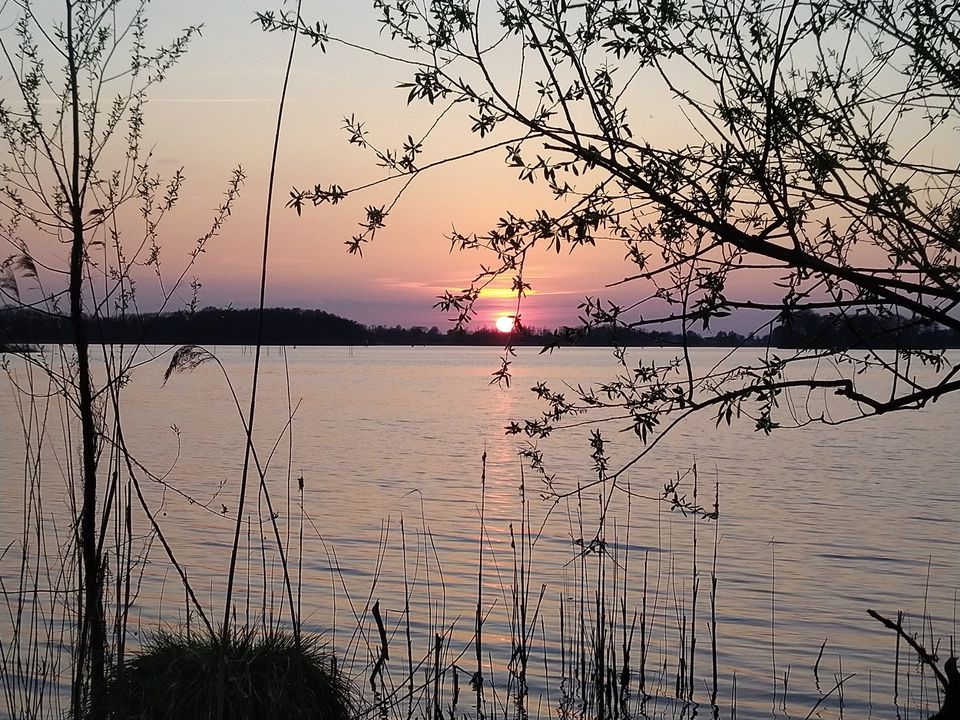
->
{"left": 495, "top": 315, "right": 515, "bottom": 333}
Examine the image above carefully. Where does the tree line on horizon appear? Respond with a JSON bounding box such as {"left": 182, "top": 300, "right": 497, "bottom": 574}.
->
{"left": 2, "top": 305, "right": 958, "bottom": 350}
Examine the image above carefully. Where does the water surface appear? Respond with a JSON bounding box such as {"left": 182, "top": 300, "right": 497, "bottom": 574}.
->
{"left": 1, "top": 345, "right": 957, "bottom": 719}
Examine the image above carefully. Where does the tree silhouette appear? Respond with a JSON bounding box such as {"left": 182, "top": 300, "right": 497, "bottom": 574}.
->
{"left": 0, "top": 3, "right": 240, "bottom": 716}
{"left": 267, "top": 0, "right": 959, "bottom": 479}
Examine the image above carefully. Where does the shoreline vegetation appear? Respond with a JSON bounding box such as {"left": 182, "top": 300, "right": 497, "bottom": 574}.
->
{"left": 4, "top": 305, "right": 960, "bottom": 349}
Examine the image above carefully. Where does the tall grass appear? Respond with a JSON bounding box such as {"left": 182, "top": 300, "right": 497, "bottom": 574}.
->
{"left": 281, "top": 453, "right": 953, "bottom": 720}
{"left": 0, "top": 342, "right": 336, "bottom": 718}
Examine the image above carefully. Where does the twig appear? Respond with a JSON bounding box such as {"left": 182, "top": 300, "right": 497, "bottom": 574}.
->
{"left": 804, "top": 673, "right": 856, "bottom": 720}
{"left": 867, "top": 608, "right": 949, "bottom": 690}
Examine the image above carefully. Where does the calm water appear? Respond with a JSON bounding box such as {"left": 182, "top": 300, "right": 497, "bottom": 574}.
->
{"left": 2, "top": 345, "right": 958, "bottom": 719}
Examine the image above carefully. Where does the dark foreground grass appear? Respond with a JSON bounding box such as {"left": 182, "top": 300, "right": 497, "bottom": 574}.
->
{"left": 107, "top": 629, "right": 353, "bottom": 720}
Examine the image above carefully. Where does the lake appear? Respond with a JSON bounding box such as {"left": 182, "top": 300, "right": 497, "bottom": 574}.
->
{"left": 1, "top": 345, "right": 958, "bottom": 719}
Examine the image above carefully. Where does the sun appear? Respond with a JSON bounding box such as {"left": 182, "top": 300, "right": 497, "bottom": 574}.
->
{"left": 495, "top": 315, "right": 516, "bottom": 333}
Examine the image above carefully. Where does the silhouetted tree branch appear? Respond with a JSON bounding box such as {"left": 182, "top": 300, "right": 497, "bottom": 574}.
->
{"left": 271, "top": 0, "right": 960, "bottom": 493}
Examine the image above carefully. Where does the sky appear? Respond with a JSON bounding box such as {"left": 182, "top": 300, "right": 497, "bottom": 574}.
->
{"left": 0, "top": 1, "right": 837, "bottom": 332}
{"left": 146, "top": 0, "right": 669, "bottom": 331}
{"left": 1, "top": 0, "right": 705, "bottom": 332}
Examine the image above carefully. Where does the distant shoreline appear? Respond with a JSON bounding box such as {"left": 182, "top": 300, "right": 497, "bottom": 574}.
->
{"left": 3, "top": 305, "right": 959, "bottom": 349}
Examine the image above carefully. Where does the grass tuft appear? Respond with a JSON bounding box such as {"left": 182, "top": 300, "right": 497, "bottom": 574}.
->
{"left": 108, "top": 629, "right": 353, "bottom": 720}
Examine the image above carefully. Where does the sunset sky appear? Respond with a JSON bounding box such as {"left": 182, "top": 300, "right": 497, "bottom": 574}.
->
{"left": 5, "top": 1, "right": 776, "bottom": 331}
{"left": 132, "top": 0, "right": 634, "bottom": 330}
